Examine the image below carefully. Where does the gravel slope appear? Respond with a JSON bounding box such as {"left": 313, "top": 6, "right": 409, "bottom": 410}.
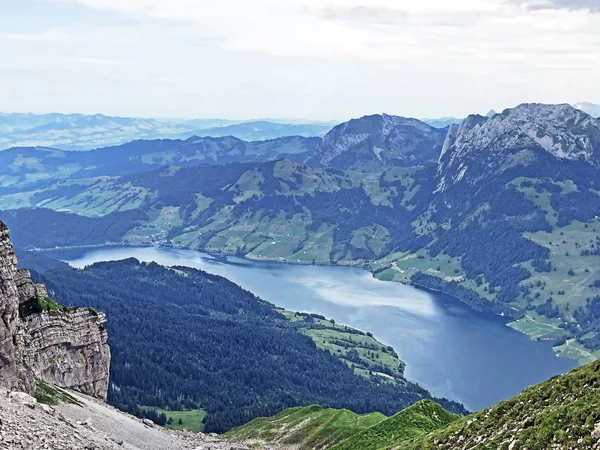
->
{"left": 0, "top": 388, "right": 250, "bottom": 450}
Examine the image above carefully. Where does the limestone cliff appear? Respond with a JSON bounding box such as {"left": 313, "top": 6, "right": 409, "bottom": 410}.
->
{"left": 0, "top": 221, "right": 110, "bottom": 399}
{"left": 0, "top": 222, "right": 20, "bottom": 390}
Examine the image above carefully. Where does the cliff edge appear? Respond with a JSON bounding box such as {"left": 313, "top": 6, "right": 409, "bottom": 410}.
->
{"left": 0, "top": 220, "right": 110, "bottom": 398}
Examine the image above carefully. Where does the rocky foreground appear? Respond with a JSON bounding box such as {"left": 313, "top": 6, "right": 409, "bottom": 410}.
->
{"left": 0, "top": 388, "right": 251, "bottom": 450}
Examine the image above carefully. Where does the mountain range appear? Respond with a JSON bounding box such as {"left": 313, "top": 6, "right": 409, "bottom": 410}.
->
{"left": 0, "top": 112, "right": 334, "bottom": 151}
{"left": 2, "top": 103, "right": 600, "bottom": 365}
{"left": 3, "top": 103, "right": 600, "bottom": 448}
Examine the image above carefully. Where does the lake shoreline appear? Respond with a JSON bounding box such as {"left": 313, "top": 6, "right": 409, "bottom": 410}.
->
{"left": 33, "top": 241, "right": 590, "bottom": 364}
{"left": 40, "top": 243, "right": 580, "bottom": 411}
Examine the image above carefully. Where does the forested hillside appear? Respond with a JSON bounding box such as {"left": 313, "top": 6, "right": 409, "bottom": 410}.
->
{"left": 32, "top": 259, "right": 465, "bottom": 432}
{"left": 0, "top": 135, "right": 319, "bottom": 190}
{"left": 5, "top": 104, "right": 600, "bottom": 361}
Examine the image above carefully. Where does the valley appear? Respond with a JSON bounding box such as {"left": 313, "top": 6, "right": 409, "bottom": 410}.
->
{"left": 40, "top": 244, "right": 578, "bottom": 412}
{"left": 3, "top": 101, "right": 600, "bottom": 447}
{"left": 4, "top": 104, "right": 600, "bottom": 364}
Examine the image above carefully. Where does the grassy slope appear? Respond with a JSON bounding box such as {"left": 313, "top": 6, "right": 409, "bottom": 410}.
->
{"left": 225, "top": 405, "right": 386, "bottom": 450}
{"left": 140, "top": 406, "right": 207, "bottom": 433}
{"left": 282, "top": 310, "right": 406, "bottom": 383}
{"left": 400, "top": 360, "right": 600, "bottom": 450}
{"left": 331, "top": 400, "right": 460, "bottom": 450}
{"left": 7, "top": 162, "right": 600, "bottom": 361}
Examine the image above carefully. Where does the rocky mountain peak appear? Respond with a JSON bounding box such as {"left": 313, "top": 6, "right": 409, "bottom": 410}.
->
{"left": 0, "top": 221, "right": 110, "bottom": 398}
{"left": 437, "top": 103, "right": 600, "bottom": 191}
{"left": 310, "top": 113, "right": 447, "bottom": 171}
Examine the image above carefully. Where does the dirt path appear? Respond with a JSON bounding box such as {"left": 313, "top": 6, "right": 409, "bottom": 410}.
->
{"left": 524, "top": 314, "right": 562, "bottom": 331}
{"left": 565, "top": 339, "right": 597, "bottom": 362}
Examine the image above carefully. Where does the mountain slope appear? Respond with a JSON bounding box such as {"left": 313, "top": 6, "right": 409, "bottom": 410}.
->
{"left": 0, "top": 386, "right": 251, "bottom": 450}
{"left": 331, "top": 400, "right": 460, "bottom": 450}
{"left": 438, "top": 103, "right": 600, "bottom": 192}
{"left": 225, "top": 405, "right": 387, "bottom": 450}
{"left": 5, "top": 103, "right": 600, "bottom": 361}
{"left": 400, "top": 359, "right": 600, "bottom": 450}
{"left": 0, "top": 135, "right": 320, "bottom": 190}
{"left": 34, "top": 258, "right": 466, "bottom": 433}
{"left": 309, "top": 114, "right": 446, "bottom": 172}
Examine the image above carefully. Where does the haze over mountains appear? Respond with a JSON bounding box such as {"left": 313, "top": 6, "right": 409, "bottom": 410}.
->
{"left": 3, "top": 103, "right": 597, "bottom": 152}
{"left": 574, "top": 102, "right": 600, "bottom": 118}
{"left": 0, "top": 113, "right": 335, "bottom": 151}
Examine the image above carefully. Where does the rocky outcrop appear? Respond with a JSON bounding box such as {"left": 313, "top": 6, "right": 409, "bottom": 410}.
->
{"left": 15, "top": 269, "right": 47, "bottom": 303}
{"left": 309, "top": 113, "right": 446, "bottom": 172}
{"left": 0, "top": 222, "right": 20, "bottom": 391}
{"left": 437, "top": 103, "right": 600, "bottom": 192}
{"left": 18, "top": 308, "right": 110, "bottom": 399}
{"left": 0, "top": 221, "right": 110, "bottom": 399}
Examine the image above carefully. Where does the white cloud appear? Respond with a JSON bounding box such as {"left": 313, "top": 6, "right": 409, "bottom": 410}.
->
{"left": 73, "top": 57, "right": 126, "bottom": 65}
{"left": 1, "top": 0, "right": 599, "bottom": 119}
{"left": 517, "top": 0, "right": 600, "bottom": 12}
{"left": 0, "top": 29, "right": 69, "bottom": 42}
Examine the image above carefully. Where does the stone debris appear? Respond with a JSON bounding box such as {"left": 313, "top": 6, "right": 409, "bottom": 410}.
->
{"left": 0, "top": 389, "right": 253, "bottom": 450}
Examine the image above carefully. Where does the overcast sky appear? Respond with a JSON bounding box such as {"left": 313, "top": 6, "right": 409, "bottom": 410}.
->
{"left": 1, "top": 0, "right": 599, "bottom": 120}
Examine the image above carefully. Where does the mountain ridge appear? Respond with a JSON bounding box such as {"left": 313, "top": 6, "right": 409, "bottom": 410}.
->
{"left": 0, "top": 112, "right": 333, "bottom": 151}
{"left": 3, "top": 102, "right": 600, "bottom": 363}
{"left": 309, "top": 113, "right": 446, "bottom": 171}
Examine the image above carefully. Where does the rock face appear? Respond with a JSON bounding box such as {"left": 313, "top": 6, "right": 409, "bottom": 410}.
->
{"left": 18, "top": 308, "right": 110, "bottom": 398}
{"left": 310, "top": 114, "right": 446, "bottom": 172}
{"left": 437, "top": 103, "right": 600, "bottom": 192}
{"left": 0, "top": 222, "right": 20, "bottom": 390}
{"left": 0, "top": 221, "right": 110, "bottom": 399}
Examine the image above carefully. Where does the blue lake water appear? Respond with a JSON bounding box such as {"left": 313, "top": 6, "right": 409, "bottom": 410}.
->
{"left": 44, "top": 245, "right": 579, "bottom": 412}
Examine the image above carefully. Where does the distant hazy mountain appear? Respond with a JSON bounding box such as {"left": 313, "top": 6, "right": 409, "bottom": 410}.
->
{"left": 422, "top": 117, "right": 463, "bottom": 128}
{"left": 573, "top": 102, "right": 600, "bottom": 118}
{"left": 182, "top": 120, "right": 332, "bottom": 142}
{"left": 0, "top": 112, "right": 334, "bottom": 151}
{"left": 0, "top": 135, "right": 320, "bottom": 189}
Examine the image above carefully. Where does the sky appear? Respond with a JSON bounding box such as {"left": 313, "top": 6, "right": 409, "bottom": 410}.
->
{"left": 1, "top": 0, "right": 599, "bottom": 120}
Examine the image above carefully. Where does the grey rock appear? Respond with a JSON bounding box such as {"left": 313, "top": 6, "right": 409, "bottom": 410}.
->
{"left": 437, "top": 103, "right": 600, "bottom": 192}
{"left": 0, "top": 221, "right": 110, "bottom": 399}
{"left": 143, "top": 418, "right": 155, "bottom": 427}
{"left": 8, "top": 391, "right": 37, "bottom": 409}
{"left": 38, "top": 404, "right": 55, "bottom": 416}
{"left": 0, "top": 222, "right": 20, "bottom": 391}
{"left": 592, "top": 422, "right": 600, "bottom": 439}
